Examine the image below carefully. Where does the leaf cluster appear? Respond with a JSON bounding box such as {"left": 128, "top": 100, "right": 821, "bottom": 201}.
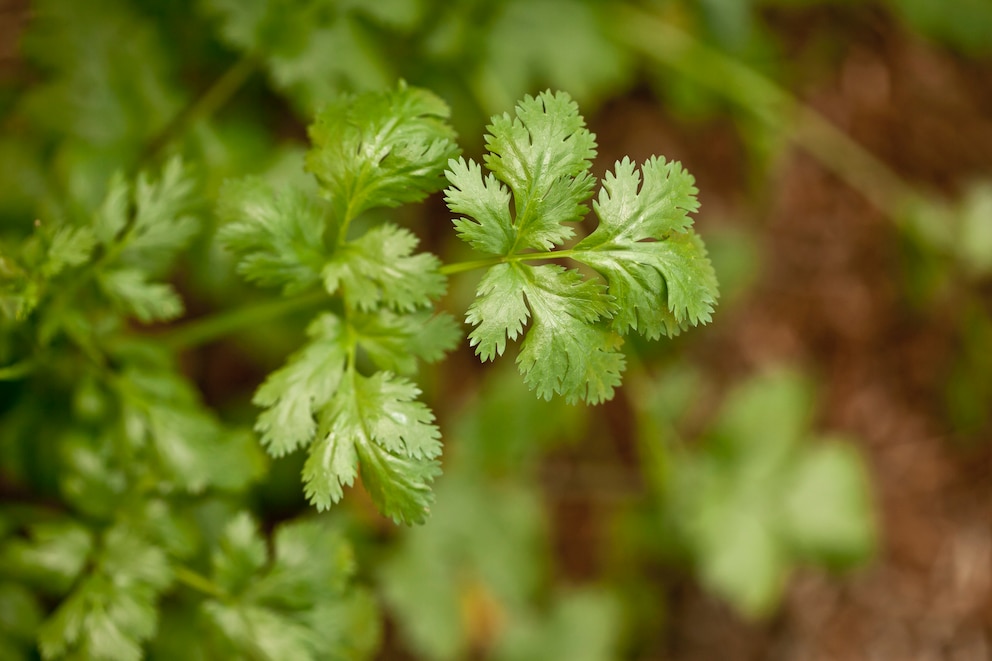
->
{"left": 663, "top": 370, "right": 876, "bottom": 617}
{"left": 218, "top": 82, "right": 461, "bottom": 524}
{"left": 446, "top": 90, "right": 718, "bottom": 404}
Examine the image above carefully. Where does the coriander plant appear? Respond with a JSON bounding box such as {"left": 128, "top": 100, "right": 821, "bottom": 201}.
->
{"left": 0, "top": 76, "right": 716, "bottom": 659}
{"left": 219, "top": 83, "right": 718, "bottom": 524}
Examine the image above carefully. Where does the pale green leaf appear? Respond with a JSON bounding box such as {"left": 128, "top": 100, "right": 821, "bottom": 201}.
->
{"left": 444, "top": 157, "right": 515, "bottom": 256}
{"left": 306, "top": 83, "right": 459, "bottom": 219}
{"left": 0, "top": 522, "right": 93, "bottom": 594}
{"left": 478, "top": 90, "right": 596, "bottom": 251}
{"left": 322, "top": 223, "right": 445, "bottom": 311}
{"left": 98, "top": 268, "right": 184, "bottom": 323}
{"left": 351, "top": 309, "right": 461, "bottom": 374}
{"left": 253, "top": 314, "right": 350, "bottom": 457}
{"left": 465, "top": 263, "right": 531, "bottom": 362}
{"left": 42, "top": 227, "right": 96, "bottom": 278}
{"left": 37, "top": 526, "right": 170, "bottom": 661}
{"left": 217, "top": 179, "right": 328, "bottom": 293}
{"left": 303, "top": 372, "right": 441, "bottom": 524}
{"left": 783, "top": 441, "right": 877, "bottom": 565}
{"left": 467, "top": 262, "right": 622, "bottom": 404}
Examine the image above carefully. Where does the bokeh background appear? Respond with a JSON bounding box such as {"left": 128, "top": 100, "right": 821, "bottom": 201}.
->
{"left": 1, "top": 1, "right": 990, "bottom": 659}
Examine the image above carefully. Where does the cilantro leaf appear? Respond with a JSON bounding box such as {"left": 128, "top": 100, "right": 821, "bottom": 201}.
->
{"left": 115, "top": 157, "right": 200, "bottom": 277}
{"left": 253, "top": 314, "right": 350, "bottom": 457}
{"left": 351, "top": 309, "right": 461, "bottom": 374}
{"left": 447, "top": 96, "right": 718, "bottom": 403}
{"left": 37, "top": 526, "right": 171, "bottom": 661}
{"left": 305, "top": 82, "right": 459, "bottom": 220}
{"left": 116, "top": 346, "right": 266, "bottom": 493}
{"left": 573, "top": 157, "right": 716, "bottom": 338}
{"left": 0, "top": 522, "right": 93, "bottom": 594}
{"left": 449, "top": 90, "right": 596, "bottom": 254}
{"left": 42, "top": 227, "right": 96, "bottom": 278}
{"left": 466, "top": 262, "right": 623, "bottom": 403}
{"left": 322, "top": 223, "right": 445, "bottom": 311}
{"left": 217, "top": 179, "right": 329, "bottom": 294}
{"left": 304, "top": 371, "right": 441, "bottom": 524}
{"left": 98, "top": 268, "right": 184, "bottom": 323}
{"left": 512, "top": 265, "right": 624, "bottom": 404}
{"left": 444, "top": 157, "right": 516, "bottom": 255}
{"left": 665, "top": 371, "right": 876, "bottom": 617}
{"left": 203, "top": 513, "right": 377, "bottom": 661}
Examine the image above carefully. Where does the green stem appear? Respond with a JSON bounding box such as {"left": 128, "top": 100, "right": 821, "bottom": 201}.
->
{"left": 174, "top": 565, "right": 228, "bottom": 600}
{"left": 140, "top": 54, "right": 259, "bottom": 168}
{"left": 439, "top": 249, "right": 581, "bottom": 276}
{"left": 612, "top": 6, "right": 922, "bottom": 220}
{"left": 0, "top": 359, "right": 36, "bottom": 381}
{"left": 157, "top": 290, "right": 327, "bottom": 351}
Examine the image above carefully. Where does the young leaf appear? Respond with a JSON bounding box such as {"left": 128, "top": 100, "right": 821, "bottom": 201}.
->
{"left": 305, "top": 82, "right": 460, "bottom": 220}
{"left": 322, "top": 223, "right": 445, "bottom": 311}
{"left": 98, "top": 268, "right": 184, "bottom": 323}
{"left": 253, "top": 314, "right": 350, "bottom": 457}
{"left": 217, "top": 179, "right": 329, "bottom": 294}
{"left": 203, "top": 513, "right": 378, "bottom": 661}
{"left": 447, "top": 95, "right": 718, "bottom": 402}
{"left": 464, "top": 260, "right": 624, "bottom": 404}
{"left": 115, "top": 157, "right": 199, "bottom": 276}
{"left": 303, "top": 371, "right": 441, "bottom": 524}
{"left": 37, "top": 526, "right": 171, "bottom": 661}
{"left": 573, "top": 156, "right": 716, "bottom": 338}
{"left": 116, "top": 349, "right": 266, "bottom": 492}
{"left": 351, "top": 309, "right": 461, "bottom": 375}
{"left": 446, "top": 90, "right": 596, "bottom": 254}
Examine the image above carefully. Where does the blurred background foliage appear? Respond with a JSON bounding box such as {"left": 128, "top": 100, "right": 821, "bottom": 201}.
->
{"left": 1, "top": 0, "right": 990, "bottom": 659}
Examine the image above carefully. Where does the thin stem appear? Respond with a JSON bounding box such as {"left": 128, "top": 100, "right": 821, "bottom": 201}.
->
{"left": 612, "top": 7, "right": 922, "bottom": 220}
{"left": 173, "top": 565, "right": 228, "bottom": 600}
{"left": 0, "top": 359, "right": 36, "bottom": 381}
{"left": 140, "top": 54, "right": 259, "bottom": 168}
{"left": 439, "top": 249, "right": 581, "bottom": 276}
{"left": 157, "top": 290, "right": 327, "bottom": 351}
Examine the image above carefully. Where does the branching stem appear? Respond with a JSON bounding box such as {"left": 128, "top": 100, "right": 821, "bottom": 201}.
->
{"left": 157, "top": 289, "right": 327, "bottom": 351}
{"left": 174, "top": 565, "right": 228, "bottom": 600}
{"left": 140, "top": 54, "right": 259, "bottom": 168}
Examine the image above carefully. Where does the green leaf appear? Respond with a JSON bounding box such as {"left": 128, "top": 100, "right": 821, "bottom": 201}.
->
{"left": 495, "top": 589, "right": 620, "bottom": 661}
{"left": 351, "top": 309, "right": 461, "bottom": 374}
{"left": 303, "top": 371, "right": 441, "bottom": 524}
{"left": 117, "top": 353, "right": 266, "bottom": 492}
{"left": 380, "top": 468, "right": 545, "bottom": 660}
{"left": 466, "top": 262, "right": 623, "bottom": 404}
{"left": 203, "top": 513, "right": 376, "bottom": 661}
{"left": 211, "top": 512, "right": 270, "bottom": 596}
{"left": 452, "top": 90, "right": 596, "bottom": 253}
{"left": 476, "top": 0, "right": 633, "bottom": 112}
{"left": 783, "top": 441, "right": 877, "bottom": 565}
{"left": 0, "top": 522, "right": 93, "bottom": 594}
{"left": 322, "top": 223, "right": 445, "bottom": 311}
{"left": 444, "top": 157, "right": 515, "bottom": 255}
{"left": 253, "top": 314, "right": 350, "bottom": 457}
{"left": 663, "top": 371, "right": 877, "bottom": 619}
{"left": 447, "top": 92, "right": 716, "bottom": 403}
{"left": 306, "top": 82, "right": 459, "bottom": 220}
{"left": 98, "top": 268, "right": 184, "bottom": 322}
{"left": 42, "top": 227, "right": 96, "bottom": 278}
{"left": 571, "top": 157, "right": 715, "bottom": 337}
{"left": 464, "top": 264, "right": 531, "bottom": 362}
{"left": 217, "top": 179, "right": 329, "bottom": 294}
{"left": 0, "top": 582, "right": 43, "bottom": 653}
{"left": 37, "top": 526, "right": 171, "bottom": 661}
{"left": 115, "top": 157, "right": 200, "bottom": 276}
